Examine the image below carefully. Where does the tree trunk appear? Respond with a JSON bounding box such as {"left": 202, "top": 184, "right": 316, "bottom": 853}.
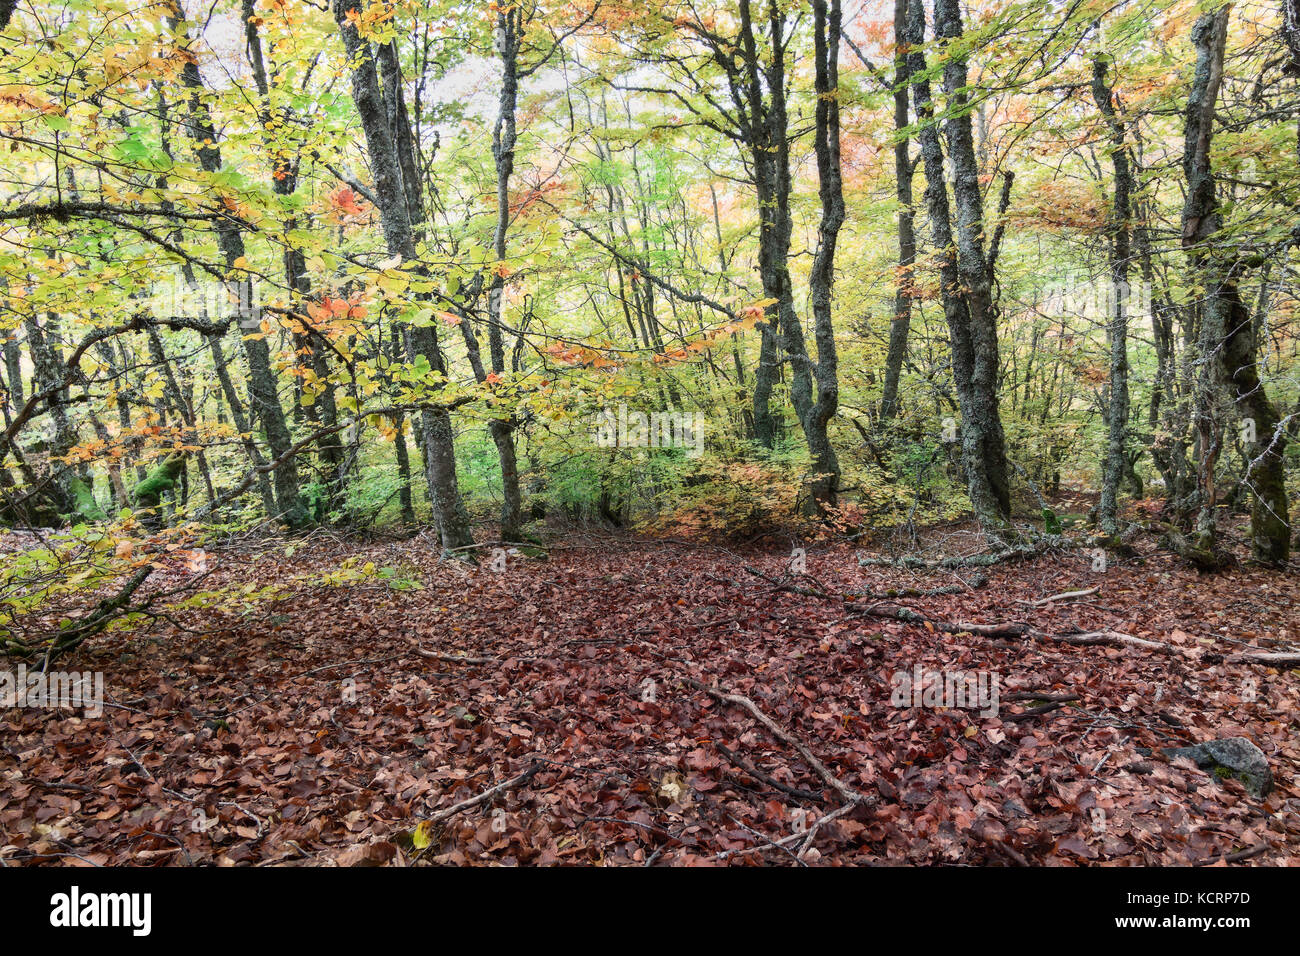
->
{"left": 169, "top": 0, "right": 305, "bottom": 527}
{"left": 334, "top": 0, "right": 473, "bottom": 553}
{"left": 206, "top": 334, "right": 278, "bottom": 518}
{"left": 1181, "top": 7, "right": 1233, "bottom": 559}
{"left": 1091, "top": 52, "right": 1133, "bottom": 537}
{"left": 484, "top": 7, "right": 525, "bottom": 540}
{"left": 880, "top": 0, "right": 915, "bottom": 423}
{"left": 21, "top": 314, "right": 84, "bottom": 519}
{"left": 934, "top": 0, "right": 1012, "bottom": 525}
{"left": 909, "top": 0, "right": 1011, "bottom": 535}
{"left": 803, "top": 0, "right": 845, "bottom": 511}
{"left": 243, "top": 0, "right": 345, "bottom": 516}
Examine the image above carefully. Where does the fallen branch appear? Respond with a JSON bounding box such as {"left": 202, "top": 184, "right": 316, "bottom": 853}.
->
{"left": 1194, "top": 843, "right": 1269, "bottom": 866}
{"left": 1002, "top": 701, "right": 1069, "bottom": 722}
{"left": 743, "top": 566, "right": 1028, "bottom": 635}
{"left": 427, "top": 763, "right": 541, "bottom": 825}
{"left": 850, "top": 601, "right": 1030, "bottom": 637}
{"left": 738, "top": 566, "right": 1293, "bottom": 673}
{"left": 1033, "top": 586, "right": 1098, "bottom": 606}
{"left": 683, "top": 677, "right": 872, "bottom": 806}
{"left": 14, "top": 777, "right": 96, "bottom": 795}
{"left": 795, "top": 803, "right": 850, "bottom": 860}
{"left": 28, "top": 565, "right": 156, "bottom": 664}
{"left": 723, "top": 813, "right": 807, "bottom": 865}
{"left": 716, "top": 802, "right": 859, "bottom": 861}
{"left": 416, "top": 647, "right": 496, "bottom": 665}
{"left": 1049, "top": 630, "right": 1171, "bottom": 652}
{"left": 715, "top": 742, "right": 824, "bottom": 802}
{"left": 857, "top": 537, "right": 1075, "bottom": 570}
{"left": 443, "top": 539, "right": 550, "bottom": 553}
{"left": 970, "top": 827, "right": 1031, "bottom": 866}
{"left": 1026, "top": 630, "right": 1294, "bottom": 671}
{"left": 1224, "top": 651, "right": 1300, "bottom": 667}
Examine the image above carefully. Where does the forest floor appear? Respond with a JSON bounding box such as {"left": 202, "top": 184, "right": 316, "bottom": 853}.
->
{"left": 2, "top": 513, "right": 1298, "bottom": 866}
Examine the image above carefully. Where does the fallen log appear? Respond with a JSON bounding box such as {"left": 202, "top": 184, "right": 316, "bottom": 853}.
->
{"left": 1225, "top": 651, "right": 1300, "bottom": 667}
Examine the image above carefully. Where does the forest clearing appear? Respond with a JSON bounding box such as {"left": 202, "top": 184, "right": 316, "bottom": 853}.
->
{"left": 2, "top": 516, "right": 1299, "bottom": 867}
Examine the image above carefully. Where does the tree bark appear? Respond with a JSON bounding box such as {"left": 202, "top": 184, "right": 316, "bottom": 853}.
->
{"left": 804, "top": 0, "right": 845, "bottom": 510}
{"left": 485, "top": 6, "right": 525, "bottom": 540}
{"left": 934, "top": 0, "right": 1012, "bottom": 525}
{"left": 909, "top": 0, "right": 1011, "bottom": 534}
{"left": 1180, "top": 6, "right": 1289, "bottom": 564}
{"left": 880, "top": 0, "right": 915, "bottom": 423}
{"left": 1091, "top": 52, "right": 1133, "bottom": 536}
{"left": 334, "top": 0, "right": 473, "bottom": 552}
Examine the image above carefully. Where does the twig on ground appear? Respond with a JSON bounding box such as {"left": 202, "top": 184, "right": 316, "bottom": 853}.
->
{"left": 1194, "top": 843, "right": 1269, "bottom": 866}
{"left": 738, "top": 567, "right": 1292, "bottom": 671}
{"left": 416, "top": 647, "right": 496, "bottom": 665}
{"left": 682, "top": 677, "right": 873, "bottom": 806}
{"left": 715, "top": 742, "right": 824, "bottom": 801}
{"left": 1033, "top": 586, "right": 1099, "bottom": 606}
{"left": 1003, "top": 701, "right": 1069, "bottom": 721}
{"left": 426, "top": 763, "right": 540, "bottom": 824}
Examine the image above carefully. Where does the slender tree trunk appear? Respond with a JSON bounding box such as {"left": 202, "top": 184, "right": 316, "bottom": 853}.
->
{"left": 881, "top": 0, "right": 915, "bottom": 423}
{"left": 1092, "top": 51, "right": 1133, "bottom": 536}
{"left": 22, "top": 314, "right": 83, "bottom": 517}
{"left": 1136, "top": 202, "right": 1191, "bottom": 500}
{"left": 484, "top": 7, "right": 524, "bottom": 540}
{"left": 738, "top": 0, "right": 783, "bottom": 449}
{"left": 1181, "top": 7, "right": 1232, "bottom": 560}
{"left": 803, "top": 0, "right": 845, "bottom": 511}
{"left": 145, "top": 327, "right": 216, "bottom": 506}
{"left": 4, "top": 330, "right": 23, "bottom": 412}
{"left": 243, "top": 0, "right": 345, "bottom": 515}
{"left": 384, "top": 328, "right": 416, "bottom": 525}
{"left": 169, "top": 0, "right": 306, "bottom": 526}
{"left": 206, "top": 335, "right": 277, "bottom": 518}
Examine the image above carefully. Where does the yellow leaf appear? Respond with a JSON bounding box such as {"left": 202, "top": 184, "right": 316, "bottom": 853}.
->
{"left": 411, "top": 820, "right": 433, "bottom": 850}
